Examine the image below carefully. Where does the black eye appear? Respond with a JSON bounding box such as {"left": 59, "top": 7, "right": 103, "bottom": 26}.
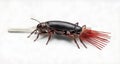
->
{"left": 37, "top": 24, "right": 41, "bottom": 28}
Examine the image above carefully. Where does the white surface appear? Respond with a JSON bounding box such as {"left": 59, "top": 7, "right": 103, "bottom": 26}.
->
{"left": 0, "top": 0, "right": 120, "bottom": 64}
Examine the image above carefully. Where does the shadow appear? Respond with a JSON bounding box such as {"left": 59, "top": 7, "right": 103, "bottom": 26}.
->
{"left": 40, "top": 34, "right": 72, "bottom": 42}
{"left": 53, "top": 35, "right": 72, "bottom": 42}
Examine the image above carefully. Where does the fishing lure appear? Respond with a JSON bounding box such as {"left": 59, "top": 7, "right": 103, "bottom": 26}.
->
{"left": 28, "top": 18, "right": 110, "bottom": 50}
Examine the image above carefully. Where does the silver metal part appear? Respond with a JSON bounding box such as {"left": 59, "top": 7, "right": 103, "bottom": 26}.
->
{"left": 8, "top": 26, "right": 36, "bottom": 33}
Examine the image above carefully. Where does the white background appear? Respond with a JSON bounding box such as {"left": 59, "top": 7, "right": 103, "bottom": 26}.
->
{"left": 0, "top": 0, "right": 120, "bottom": 64}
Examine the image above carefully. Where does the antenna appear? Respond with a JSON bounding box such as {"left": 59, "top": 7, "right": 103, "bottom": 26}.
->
{"left": 31, "top": 18, "right": 40, "bottom": 23}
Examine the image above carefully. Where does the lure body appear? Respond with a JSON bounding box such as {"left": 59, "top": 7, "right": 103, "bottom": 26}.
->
{"left": 47, "top": 21, "right": 82, "bottom": 34}
{"left": 28, "top": 19, "right": 110, "bottom": 50}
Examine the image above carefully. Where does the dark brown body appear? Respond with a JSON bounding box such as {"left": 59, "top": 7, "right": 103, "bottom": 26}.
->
{"left": 47, "top": 21, "right": 82, "bottom": 32}
{"left": 46, "top": 21, "right": 82, "bottom": 35}
{"left": 28, "top": 20, "right": 87, "bottom": 49}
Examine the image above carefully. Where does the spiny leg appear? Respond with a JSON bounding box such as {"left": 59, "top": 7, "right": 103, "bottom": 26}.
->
{"left": 65, "top": 31, "right": 80, "bottom": 49}
{"left": 27, "top": 29, "right": 37, "bottom": 38}
{"left": 79, "top": 25, "right": 87, "bottom": 48}
{"left": 79, "top": 38, "right": 87, "bottom": 48}
{"left": 73, "top": 36, "right": 80, "bottom": 49}
{"left": 46, "top": 32, "right": 52, "bottom": 45}
{"left": 34, "top": 33, "right": 40, "bottom": 42}
{"left": 34, "top": 31, "right": 48, "bottom": 41}
{"left": 73, "top": 34, "right": 80, "bottom": 49}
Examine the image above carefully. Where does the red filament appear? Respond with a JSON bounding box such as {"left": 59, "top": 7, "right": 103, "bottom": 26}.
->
{"left": 79, "top": 25, "right": 110, "bottom": 50}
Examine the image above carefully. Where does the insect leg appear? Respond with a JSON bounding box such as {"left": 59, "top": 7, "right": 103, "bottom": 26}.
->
{"left": 66, "top": 31, "right": 80, "bottom": 49}
{"left": 27, "top": 29, "right": 37, "bottom": 38}
{"left": 46, "top": 31, "right": 53, "bottom": 45}
{"left": 73, "top": 35, "right": 80, "bottom": 49}
{"left": 79, "top": 38, "right": 87, "bottom": 48}
{"left": 79, "top": 25, "right": 87, "bottom": 48}
{"left": 34, "top": 30, "right": 48, "bottom": 41}
{"left": 34, "top": 33, "right": 40, "bottom": 41}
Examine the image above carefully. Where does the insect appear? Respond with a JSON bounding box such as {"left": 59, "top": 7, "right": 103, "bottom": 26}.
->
{"left": 27, "top": 18, "right": 110, "bottom": 50}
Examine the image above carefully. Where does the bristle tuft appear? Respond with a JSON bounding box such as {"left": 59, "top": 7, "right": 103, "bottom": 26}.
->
{"left": 79, "top": 27, "right": 110, "bottom": 50}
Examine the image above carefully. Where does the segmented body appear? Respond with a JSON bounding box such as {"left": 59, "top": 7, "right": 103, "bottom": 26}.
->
{"left": 28, "top": 21, "right": 84, "bottom": 49}
{"left": 28, "top": 19, "right": 110, "bottom": 50}
{"left": 46, "top": 21, "right": 82, "bottom": 35}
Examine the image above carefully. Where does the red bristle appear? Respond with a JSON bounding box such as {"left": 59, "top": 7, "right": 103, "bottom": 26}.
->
{"left": 93, "top": 38, "right": 107, "bottom": 45}
{"left": 86, "top": 38, "right": 103, "bottom": 50}
{"left": 79, "top": 25, "right": 110, "bottom": 50}
{"left": 91, "top": 38, "right": 106, "bottom": 47}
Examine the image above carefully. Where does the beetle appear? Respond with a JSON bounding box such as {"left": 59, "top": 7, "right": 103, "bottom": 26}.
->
{"left": 27, "top": 18, "right": 110, "bottom": 50}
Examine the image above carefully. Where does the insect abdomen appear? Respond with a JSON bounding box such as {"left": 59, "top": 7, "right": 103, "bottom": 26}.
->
{"left": 46, "top": 21, "right": 82, "bottom": 33}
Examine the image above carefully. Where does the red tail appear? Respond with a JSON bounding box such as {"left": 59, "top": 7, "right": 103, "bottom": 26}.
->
{"left": 79, "top": 25, "right": 110, "bottom": 50}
